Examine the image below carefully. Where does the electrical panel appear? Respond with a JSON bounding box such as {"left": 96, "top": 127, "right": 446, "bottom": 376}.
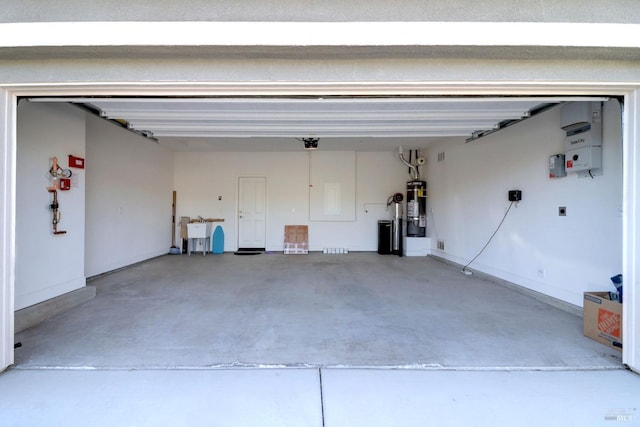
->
{"left": 562, "top": 102, "right": 602, "bottom": 173}
{"left": 566, "top": 146, "right": 602, "bottom": 172}
{"left": 549, "top": 154, "right": 566, "bottom": 178}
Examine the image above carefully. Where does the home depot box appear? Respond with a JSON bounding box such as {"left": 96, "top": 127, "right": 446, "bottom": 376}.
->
{"left": 284, "top": 225, "right": 308, "bottom": 254}
{"left": 583, "top": 292, "right": 622, "bottom": 351}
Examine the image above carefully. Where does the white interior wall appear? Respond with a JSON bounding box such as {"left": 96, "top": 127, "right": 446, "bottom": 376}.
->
{"left": 426, "top": 100, "right": 623, "bottom": 307}
{"left": 85, "top": 113, "right": 173, "bottom": 277}
{"left": 174, "top": 151, "right": 308, "bottom": 251}
{"left": 174, "top": 150, "right": 412, "bottom": 252}
{"left": 312, "top": 151, "right": 418, "bottom": 251}
{"left": 15, "top": 102, "right": 86, "bottom": 310}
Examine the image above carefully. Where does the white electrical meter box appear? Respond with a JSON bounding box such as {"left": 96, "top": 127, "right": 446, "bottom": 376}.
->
{"left": 565, "top": 129, "right": 599, "bottom": 151}
{"left": 561, "top": 102, "right": 601, "bottom": 133}
{"left": 549, "top": 154, "right": 566, "bottom": 178}
{"left": 562, "top": 102, "right": 602, "bottom": 173}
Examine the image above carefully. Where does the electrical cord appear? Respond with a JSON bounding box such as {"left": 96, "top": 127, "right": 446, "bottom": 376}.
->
{"left": 462, "top": 201, "right": 515, "bottom": 275}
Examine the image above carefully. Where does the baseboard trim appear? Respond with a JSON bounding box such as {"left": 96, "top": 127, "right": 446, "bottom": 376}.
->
{"left": 86, "top": 254, "right": 167, "bottom": 281}
{"left": 428, "top": 255, "right": 582, "bottom": 318}
{"left": 15, "top": 286, "right": 96, "bottom": 333}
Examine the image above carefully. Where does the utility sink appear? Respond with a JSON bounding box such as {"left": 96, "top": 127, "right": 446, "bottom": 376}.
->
{"left": 187, "top": 222, "right": 212, "bottom": 255}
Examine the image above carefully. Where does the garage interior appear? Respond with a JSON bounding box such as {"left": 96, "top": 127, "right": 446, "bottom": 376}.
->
{"left": 12, "top": 95, "right": 624, "bottom": 370}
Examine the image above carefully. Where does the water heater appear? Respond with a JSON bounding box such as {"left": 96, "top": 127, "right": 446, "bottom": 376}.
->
{"left": 406, "top": 180, "right": 427, "bottom": 237}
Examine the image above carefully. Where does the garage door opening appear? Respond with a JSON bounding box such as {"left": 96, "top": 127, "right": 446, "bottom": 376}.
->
{"left": 2, "top": 84, "right": 636, "bottom": 378}
{"left": 8, "top": 93, "right": 628, "bottom": 371}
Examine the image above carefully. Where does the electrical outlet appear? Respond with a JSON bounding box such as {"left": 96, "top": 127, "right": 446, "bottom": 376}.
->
{"left": 508, "top": 190, "right": 522, "bottom": 202}
{"left": 437, "top": 240, "right": 445, "bottom": 250}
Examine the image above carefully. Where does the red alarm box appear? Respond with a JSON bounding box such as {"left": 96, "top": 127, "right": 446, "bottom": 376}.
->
{"left": 68, "top": 155, "right": 85, "bottom": 169}
{"left": 59, "top": 178, "right": 71, "bottom": 190}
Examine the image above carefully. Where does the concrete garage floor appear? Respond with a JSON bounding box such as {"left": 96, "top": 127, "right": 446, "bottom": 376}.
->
{"left": 13, "top": 253, "right": 621, "bottom": 369}
{"left": 5, "top": 253, "right": 639, "bottom": 427}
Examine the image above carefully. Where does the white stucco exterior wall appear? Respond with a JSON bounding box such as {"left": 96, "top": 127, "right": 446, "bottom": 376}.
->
{"left": 0, "top": 0, "right": 638, "bottom": 23}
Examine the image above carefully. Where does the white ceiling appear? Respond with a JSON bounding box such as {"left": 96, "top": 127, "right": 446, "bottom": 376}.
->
{"left": 30, "top": 96, "right": 587, "bottom": 151}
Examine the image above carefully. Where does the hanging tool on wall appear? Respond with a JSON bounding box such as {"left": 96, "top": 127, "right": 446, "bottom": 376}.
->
{"left": 47, "top": 157, "right": 68, "bottom": 235}
{"left": 169, "top": 191, "right": 181, "bottom": 254}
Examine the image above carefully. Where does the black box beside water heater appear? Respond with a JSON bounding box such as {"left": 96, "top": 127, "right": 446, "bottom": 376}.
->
{"left": 378, "top": 220, "right": 392, "bottom": 255}
{"left": 508, "top": 190, "right": 522, "bottom": 202}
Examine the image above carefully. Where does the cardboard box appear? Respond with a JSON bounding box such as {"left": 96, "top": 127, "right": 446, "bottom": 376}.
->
{"left": 284, "top": 242, "right": 309, "bottom": 254}
{"left": 583, "top": 292, "right": 622, "bottom": 351}
{"left": 284, "top": 225, "right": 308, "bottom": 254}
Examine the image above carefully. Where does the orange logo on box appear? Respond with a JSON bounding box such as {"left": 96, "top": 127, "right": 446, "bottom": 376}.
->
{"left": 598, "top": 308, "right": 621, "bottom": 338}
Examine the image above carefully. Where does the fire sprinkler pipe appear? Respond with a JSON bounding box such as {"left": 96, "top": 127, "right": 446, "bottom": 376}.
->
{"left": 48, "top": 189, "right": 66, "bottom": 235}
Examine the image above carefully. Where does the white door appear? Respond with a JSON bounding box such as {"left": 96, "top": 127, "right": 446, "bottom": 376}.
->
{"left": 238, "top": 177, "right": 266, "bottom": 249}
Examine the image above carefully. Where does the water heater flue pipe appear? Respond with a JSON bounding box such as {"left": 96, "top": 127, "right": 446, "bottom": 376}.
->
{"left": 398, "top": 146, "right": 419, "bottom": 180}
